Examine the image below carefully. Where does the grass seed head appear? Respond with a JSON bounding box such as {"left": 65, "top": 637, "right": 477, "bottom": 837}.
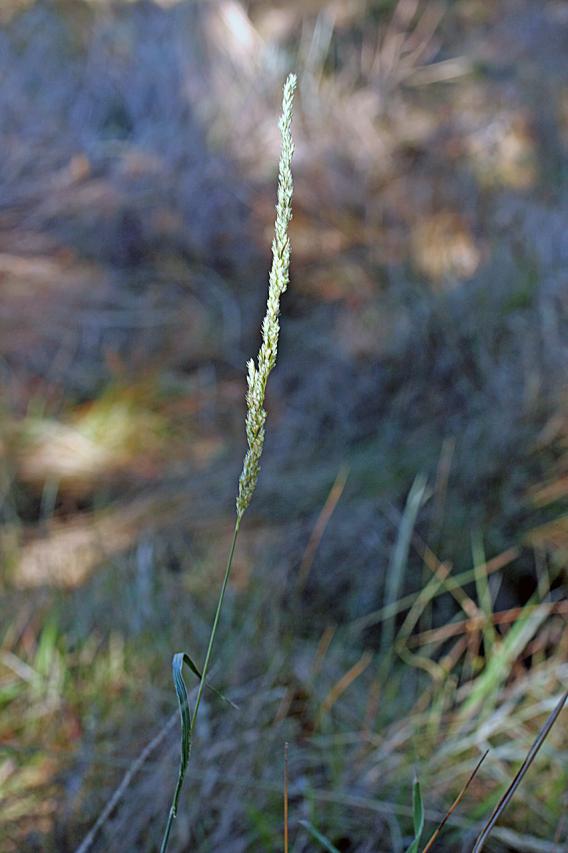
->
{"left": 236, "top": 73, "right": 297, "bottom": 521}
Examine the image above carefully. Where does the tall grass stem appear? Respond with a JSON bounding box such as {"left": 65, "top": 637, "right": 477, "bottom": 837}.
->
{"left": 160, "top": 73, "right": 297, "bottom": 853}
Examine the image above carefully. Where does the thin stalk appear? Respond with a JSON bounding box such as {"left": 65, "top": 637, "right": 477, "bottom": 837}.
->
{"left": 192, "top": 521, "right": 240, "bottom": 726}
{"left": 160, "top": 521, "right": 240, "bottom": 853}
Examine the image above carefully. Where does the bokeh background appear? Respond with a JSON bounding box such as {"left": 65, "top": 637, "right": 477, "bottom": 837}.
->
{"left": 1, "top": 1, "right": 567, "bottom": 851}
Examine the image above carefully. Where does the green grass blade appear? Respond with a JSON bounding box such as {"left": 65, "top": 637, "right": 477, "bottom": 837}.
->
{"left": 405, "top": 775, "right": 425, "bottom": 853}
{"left": 299, "top": 819, "right": 341, "bottom": 852}
{"left": 381, "top": 474, "right": 428, "bottom": 663}
{"left": 160, "top": 653, "right": 196, "bottom": 853}
{"left": 172, "top": 652, "right": 194, "bottom": 786}
{"left": 460, "top": 601, "right": 551, "bottom": 717}
{"left": 161, "top": 649, "right": 239, "bottom": 853}
{"left": 472, "top": 531, "right": 497, "bottom": 658}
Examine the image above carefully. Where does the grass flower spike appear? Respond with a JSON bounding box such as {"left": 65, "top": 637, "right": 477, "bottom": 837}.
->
{"left": 160, "top": 74, "right": 297, "bottom": 852}
{"left": 237, "top": 72, "right": 297, "bottom": 522}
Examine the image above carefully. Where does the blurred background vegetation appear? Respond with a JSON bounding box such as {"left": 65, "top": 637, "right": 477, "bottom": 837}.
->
{"left": 0, "top": 1, "right": 567, "bottom": 851}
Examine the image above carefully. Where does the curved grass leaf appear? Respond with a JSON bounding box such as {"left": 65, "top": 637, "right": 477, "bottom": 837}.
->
{"left": 160, "top": 650, "right": 238, "bottom": 853}
{"left": 160, "top": 653, "right": 198, "bottom": 853}
{"left": 171, "top": 652, "right": 195, "bottom": 798}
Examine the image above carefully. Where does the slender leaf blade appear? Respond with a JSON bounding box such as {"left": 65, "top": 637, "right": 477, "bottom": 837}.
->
{"left": 405, "top": 775, "right": 425, "bottom": 853}
{"left": 299, "top": 820, "right": 341, "bottom": 852}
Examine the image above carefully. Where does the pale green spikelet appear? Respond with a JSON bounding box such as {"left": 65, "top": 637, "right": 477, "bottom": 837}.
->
{"left": 236, "top": 73, "right": 297, "bottom": 522}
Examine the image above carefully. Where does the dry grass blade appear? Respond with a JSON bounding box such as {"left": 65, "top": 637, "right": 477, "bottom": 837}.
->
{"left": 298, "top": 465, "right": 349, "bottom": 588}
{"left": 74, "top": 712, "right": 178, "bottom": 853}
{"left": 421, "top": 750, "right": 489, "bottom": 852}
{"left": 408, "top": 601, "right": 568, "bottom": 649}
{"left": 350, "top": 547, "right": 519, "bottom": 635}
{"left": 318, "top": 651, "right": 373, "bottom": 723}
{"left": 472, "top": 690, "right": 568, "bottom": 852}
